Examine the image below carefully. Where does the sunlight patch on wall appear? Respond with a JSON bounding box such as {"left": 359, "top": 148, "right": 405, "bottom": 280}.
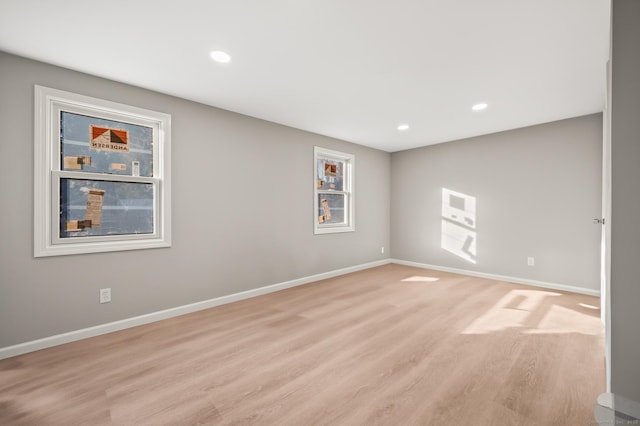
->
{"left": 441, "top": 188, "right": 477, "bottom": 264}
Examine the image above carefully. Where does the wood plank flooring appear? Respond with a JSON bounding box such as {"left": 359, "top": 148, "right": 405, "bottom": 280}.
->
{"left": 0, "top": 264, "right": 605, "bottom": 425}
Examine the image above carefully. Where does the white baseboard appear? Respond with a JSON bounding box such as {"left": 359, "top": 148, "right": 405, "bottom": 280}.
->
{"left": 0, "top": 259, "right": 392, "bottom": 360}
{"left": 597, "top": 392, "right": 640, "bottom": 421}
{"left": 391, "top": 259, "right": 600, "bottom": 297}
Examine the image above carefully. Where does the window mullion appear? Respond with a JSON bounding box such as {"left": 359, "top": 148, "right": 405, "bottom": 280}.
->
{"left": 54, "top": 170, "right": 158, "bottom": 184}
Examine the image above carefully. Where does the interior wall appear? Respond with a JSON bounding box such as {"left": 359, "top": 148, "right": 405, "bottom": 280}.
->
{"left": 0, "top": 51, "right": 391, "bottom": 348}
{"left": 610, "top": 0, "right": 640, "bottom": 404}
{"left": 390, "top": 114, "right": 603, "bottom": 292}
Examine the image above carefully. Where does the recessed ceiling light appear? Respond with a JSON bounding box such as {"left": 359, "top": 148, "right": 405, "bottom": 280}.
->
{"left": 210, "top": 50, "right": 231, "bottom": 63}
{"left": 397, "top": 124, "right": 410, "bottom": 131}
{"left": 472, "top": 102, "right": 488, "bottom": 111}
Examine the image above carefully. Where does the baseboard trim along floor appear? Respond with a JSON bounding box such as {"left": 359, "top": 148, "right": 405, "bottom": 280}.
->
{"left": 0, "top": 262, "right": 604, "bottom": 424}
{"left": 0, "top": 257, "right": 599, "bottom": 360}
{"left": 391, "top": 259, "right": 600, "bottom": 297}
{"left": 0, "top": 259, "right": 391, "bottom": 360}
{"left": 596, "top": 393, "right": 640, "bottom": 423}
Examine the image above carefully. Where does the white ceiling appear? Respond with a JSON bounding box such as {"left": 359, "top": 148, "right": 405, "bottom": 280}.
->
{"left": 0, "top": 0, "right": 610, "bottom": 152}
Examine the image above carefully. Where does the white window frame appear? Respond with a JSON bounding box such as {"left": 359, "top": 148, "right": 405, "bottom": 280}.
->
{"left": 34, "top": 85, "right": 171, "bottom": 257}
{"left": 314, "top": 146, "right": 355, "bottom": 234}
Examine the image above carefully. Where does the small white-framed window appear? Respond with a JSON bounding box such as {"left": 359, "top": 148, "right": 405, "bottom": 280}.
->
{"left": 314, "top": 146, "right": 355, "bottom": 234}
{"left": 34, "top": 85, "right": 171, "bottom": 257}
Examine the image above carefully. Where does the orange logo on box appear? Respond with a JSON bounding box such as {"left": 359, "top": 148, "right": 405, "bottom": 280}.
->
{"left": 90, "top": 125, "right": 130, "bottom": 152}
{"left": 324, "top": 163, "right": 337, "bottom": 177}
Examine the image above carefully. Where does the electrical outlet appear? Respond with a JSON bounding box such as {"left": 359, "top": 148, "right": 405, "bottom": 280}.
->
{"left": 527, "top": 257, "right": 535, "bottom": 266}
{"left": 99, "top": 288, "right": 111, "bottom": 304}
{"left": 381, "top": 246, "right": 385, "bottom": 254}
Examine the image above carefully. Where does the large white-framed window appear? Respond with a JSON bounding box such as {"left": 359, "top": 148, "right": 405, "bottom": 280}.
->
{"left": 34, "top": 85, "right": 171, "bottom": 257}
{"left": 314, "top": 146, "right": 354, "bottom": 234}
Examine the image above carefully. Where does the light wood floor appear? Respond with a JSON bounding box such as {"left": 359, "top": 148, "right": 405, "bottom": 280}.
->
{"left": 0, "top": 264, "right": 605, "bottom": 425}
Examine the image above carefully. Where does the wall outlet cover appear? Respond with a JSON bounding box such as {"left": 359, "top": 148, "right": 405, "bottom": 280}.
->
{"left": 99, "top": 288, "right": 111, "bottom": 304}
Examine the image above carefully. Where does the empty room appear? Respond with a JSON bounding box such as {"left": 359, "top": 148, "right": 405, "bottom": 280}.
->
{"left": 1, "top": 0, "right": 639, "bottom": 424}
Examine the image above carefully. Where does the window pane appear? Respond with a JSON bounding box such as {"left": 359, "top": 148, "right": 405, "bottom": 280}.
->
{"left": 60, "top": 112, "right": 154, "bottom": 177}
{"left": 318, "top": 193, "right": 346, "bottom": 225}
{"left": 60, "top": 178, "right": 154, "bottom": 238}
{"left": 316, "top": 159, "right": 345, "bottom": 191}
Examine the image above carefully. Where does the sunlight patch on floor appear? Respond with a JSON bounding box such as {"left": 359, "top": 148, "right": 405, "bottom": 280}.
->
{"left": 579, "top": 302, "right": 599, "bottom": 310}
{"left": 400, "top": 276, "right": 440, "bottom": 282}
{"left": 460, "top": 289, "right": 570, "bottom": 335}
{"left": 524, "top": 304, "right": 602, "bottom": 335}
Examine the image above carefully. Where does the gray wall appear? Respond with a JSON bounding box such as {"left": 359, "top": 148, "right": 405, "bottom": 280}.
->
{"left": 391, "top": 114, "right": 603, "bottom": 291}
{"left": 610, "top": 0, "right": 640, "bottom": 403}
{"left": 0, "top": 50, "right": 608, "bottom": 354}
{"left": 0, "top": 52, "right": 390, "bottom": 348}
